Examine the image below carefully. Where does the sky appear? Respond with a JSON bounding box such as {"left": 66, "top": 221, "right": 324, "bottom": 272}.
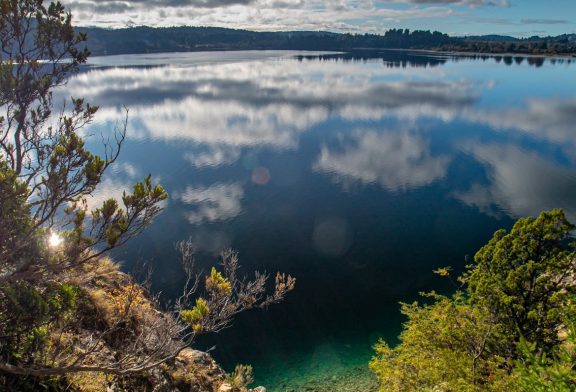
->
{"left": 64, "top": 0, "right": 576, "bottom": 37}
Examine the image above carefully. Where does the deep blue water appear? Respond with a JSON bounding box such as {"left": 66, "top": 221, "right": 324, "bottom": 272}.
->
{"left": 60, "top": 50, "right": 576, "bottom": 389}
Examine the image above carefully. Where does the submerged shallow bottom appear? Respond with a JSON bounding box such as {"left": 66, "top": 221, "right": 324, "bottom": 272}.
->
{"left": 249, "top": 342, "right": 379, "bottom": 392}
{"left": 262, "top": 366, "right": 378, "bottom": 392}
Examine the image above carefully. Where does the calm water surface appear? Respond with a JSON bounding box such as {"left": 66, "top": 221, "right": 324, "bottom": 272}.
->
{"left": 61, "top": 50, "right": 576, "bottom": 389}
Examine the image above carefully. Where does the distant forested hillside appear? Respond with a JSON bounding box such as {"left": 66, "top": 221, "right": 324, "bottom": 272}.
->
{"left": 78, "top": 26, "right": 576, "bottom": 57}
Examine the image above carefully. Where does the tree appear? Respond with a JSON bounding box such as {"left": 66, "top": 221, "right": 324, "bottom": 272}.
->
{"left": 514, "top": 320, "right": 576, "bottom": 392}
{"left": 0, "top": 0, "right": 294, "bottom": 387}
{"left": 464, "top": 209, "right": 576, "bottom": 353}
{"left": 0, "top": 0, "right": 168, "bottom": 283}
{"left": 370, "top": 293, "right": 518, "bottom": 392}
{"left": 371, "top": 210, "right": 576, "bottom": 391}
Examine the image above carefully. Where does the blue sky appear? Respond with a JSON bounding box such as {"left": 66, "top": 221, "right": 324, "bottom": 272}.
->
{"left": 375, "top": 0, "right": 575, "bottom": 36}
{"left": 65, "top": 0, "right": 575, "bottom": 37}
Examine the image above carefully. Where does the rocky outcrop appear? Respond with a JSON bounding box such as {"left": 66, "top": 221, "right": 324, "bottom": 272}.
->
{"left": 63, "top": 258, "right": 266, "bottom": 392}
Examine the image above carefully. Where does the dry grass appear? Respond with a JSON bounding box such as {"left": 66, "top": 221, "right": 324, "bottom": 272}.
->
{"left": 63, "top": 254, "right": 121, "bottom": 287}
{"left": 66, "top": 371, "right": 108, "bottom": 392}
{"left": 87, "top": 279, "right": 152, "bottom": 328}
{"left": 86, "top": 256, "right": 121, "bottom": 276}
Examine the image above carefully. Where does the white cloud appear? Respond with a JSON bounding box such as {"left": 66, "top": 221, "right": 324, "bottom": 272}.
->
{"left": 399, "top": 0, "right": 508, "bottom": 4}
{"left": 130, "top": 97, "right": 325, "bottom": 148}
{"left": 63, "top": 59, "right": 475, "bottom": 156}
{"left": 174, "top": 183, "right": 244, "bottom": 223}
{"left": 465, "top": 98, "right": 576, "bottom": 145}
{"left": 463, "top": 98, "right": 576, "bottom": 162}
{"left": 83, "top": 171, "right": 167, "bottom": 211}
{"left": 314, "top": 129, "right": 450, "bottom": 191}
{"left": 64, "top": 0, "right": 456, "bottom": 31}
{"left": 453, "top": 144, "right": 576, "bottom": 221}
{"left": 110, "top": 161, "right": 140, "bottom": 178}
{"left": 183, "top": 146, "right": 242, "bottom": 167}
{"left": 85, "top": 178, "right": 132, "bottom": 211}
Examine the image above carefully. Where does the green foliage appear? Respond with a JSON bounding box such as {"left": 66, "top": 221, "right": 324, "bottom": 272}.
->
{"left": 75, "top": 25, "right": 576, "bottom": 58}
{"left": 2, "top": 283, "right": 51, "bottom": 327}
{"left": 515, "top": 322, "right": 576, "bottom": 391}
{"left": 179, "top": 267, "right": 235, "bottom": 333}
{"left": 225, "top": 364, "right": 254, "bottom": 391}
{"left": 180, "top": 298, "right": 210, "bottom": 333}
{"left": 206, "top": 267, "right": 232, "bottom": 297}
{"left": 0, "top": 161, "right": 40, "bottom": 267}
{"left": 370, "top": 293, "right": 517, "bottom": 391}
{"left": 87, "top": 175, "right": 167, "bottom": 248}
{"left": 465, "top": 209, "right": 576, "bottom": 352}
{"left": 0, "top": 282, "right": 81, "bottom": 362}
{"left": 371, "top": 210, "right": 576, "bottom": 391}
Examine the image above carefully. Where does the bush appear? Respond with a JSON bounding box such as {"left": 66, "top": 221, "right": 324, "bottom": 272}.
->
{"left": 371, "top": 210, "right": 576, "bottom": 391}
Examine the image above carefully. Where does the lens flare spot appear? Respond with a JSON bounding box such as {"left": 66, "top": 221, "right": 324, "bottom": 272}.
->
{"left": 251, "top": 166, "right": 271, "bottom": 185}
{"left": 312, "top": 217, "right": 353, "bottom": 257}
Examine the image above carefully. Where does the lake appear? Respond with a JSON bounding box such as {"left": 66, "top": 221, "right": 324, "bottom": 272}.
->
{"left": 60, "top": 50, "right": 576, "bottom": 390}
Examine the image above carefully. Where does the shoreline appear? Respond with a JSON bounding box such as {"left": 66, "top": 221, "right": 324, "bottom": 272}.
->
{"left": 410, "top": 49, "right": 576, "bottom": 60}
{"left": 379, "top": 47, "right": 576, "bottom": 60}
{"left": 83, "top": 46, "right": 576, "bottom": 61}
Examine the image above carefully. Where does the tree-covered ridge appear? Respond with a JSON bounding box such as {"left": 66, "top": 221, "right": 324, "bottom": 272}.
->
{"left": 371, "top": 209, "right": 576, "bottom": 391}
{"left": 77, "top": 25, "right": 576, "bottom": 57}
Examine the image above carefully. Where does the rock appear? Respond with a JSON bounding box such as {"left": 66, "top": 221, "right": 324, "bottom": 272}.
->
{"left": 218, "top": 383, "right": 232, "bottom": 392}
{"left": 250, "top": 387, "right": 267, "bottom": 392}
{"left": 175, "top": 348, "right": 226, "bottom": 379}
{"left": 169, "top": 348, "right": 227, "bottom": 391}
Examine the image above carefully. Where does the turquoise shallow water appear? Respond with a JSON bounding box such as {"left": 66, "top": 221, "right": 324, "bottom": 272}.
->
{"left": 61, "top": 50, "right": 576, "bottom": 388}
{"left": 250, "top": 338, "right": 378, "bottom": 391}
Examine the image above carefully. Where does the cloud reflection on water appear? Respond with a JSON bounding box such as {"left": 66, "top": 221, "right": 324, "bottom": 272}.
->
{"left": 464, "top": 98, "right": 576, "bottom": 161}
{"left": 60, "top": 52, "right": 576, "bottom": 224}
{"left": 183, "top": 146, "right": 242, "bottom": 168}
{"left": 65, "top": 59, "right": 477, "bottom": 153}
{"left": 315, "top": 130, "right": 450, "bottom": 191}
{"left": 453, "top": 144, "right": 576, "bottom": 221}
{"left": 174, "top": 183, "right": 244, "bottom": 224}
